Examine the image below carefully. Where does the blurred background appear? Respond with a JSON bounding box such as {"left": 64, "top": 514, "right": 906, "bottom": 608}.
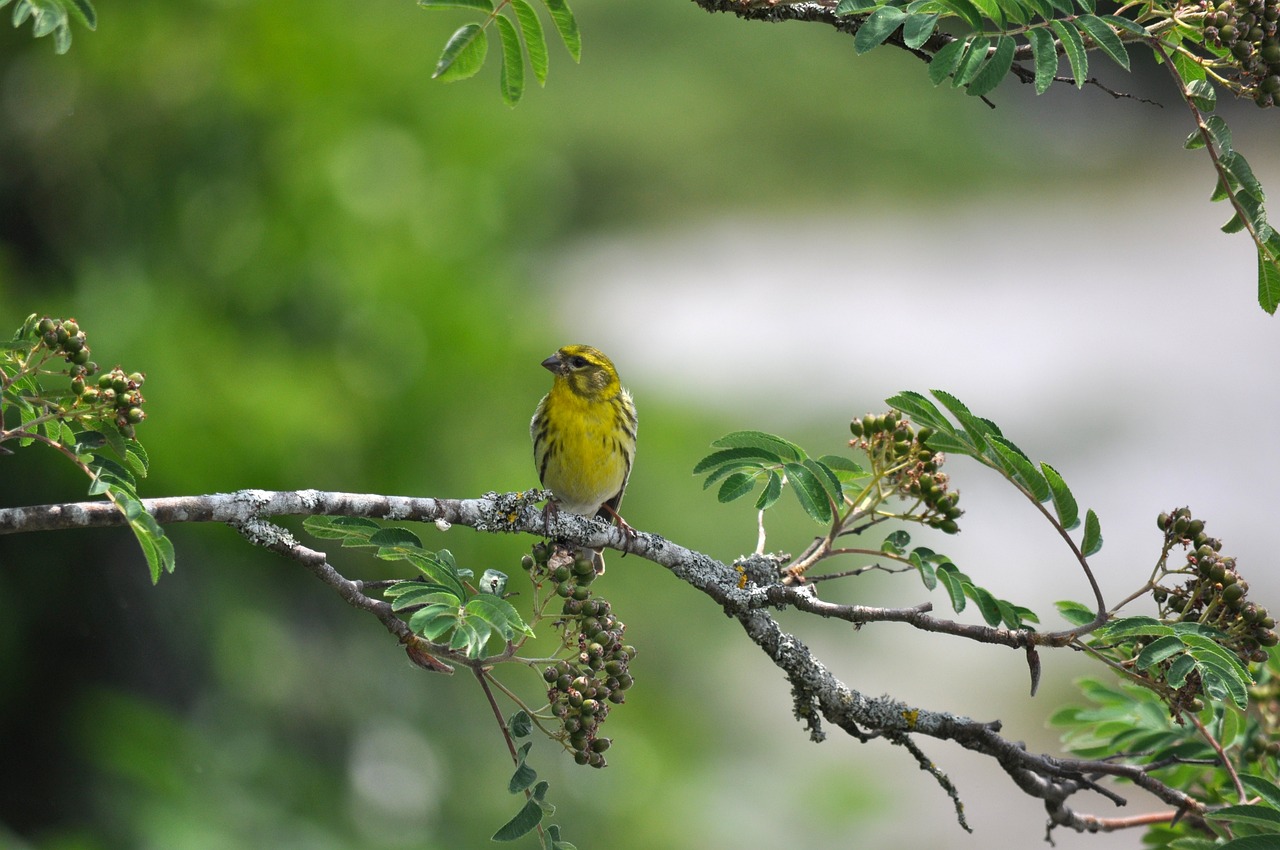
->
{"left": 2, "top": 0, "right": 1279, "bottom": 847}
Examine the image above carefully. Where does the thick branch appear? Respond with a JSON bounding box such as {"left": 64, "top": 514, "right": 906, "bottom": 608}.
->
{"left": 0, "top": 488, "right": 1206, "bottom": 832}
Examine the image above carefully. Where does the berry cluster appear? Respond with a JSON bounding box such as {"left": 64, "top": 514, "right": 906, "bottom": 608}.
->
{"left": 1154, "top": 507, "right": 1277, "bottom": 664}
{"left": 36, "top": 316, "right": 95, "bottom": 369}
{"left": 1203, "top": 0, "right": 1280, "bottom": 105}
{"left": 32, "top": 317, "right": 148, "bottom": 438}
{"left": 524, "top": 543, "right": 635, "bottom": 768}
{"left": 850, "top": 412, "right": 960, "bottom": 533}
{"left": 74, "top": 367, "right": 148, "bottom": 439}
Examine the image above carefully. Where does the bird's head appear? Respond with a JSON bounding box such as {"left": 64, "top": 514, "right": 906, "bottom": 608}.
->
{"left": 542, "top": 345, "right": 621, "bottom": 400}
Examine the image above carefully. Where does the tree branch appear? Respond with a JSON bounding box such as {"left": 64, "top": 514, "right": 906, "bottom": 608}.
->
{"left": 0, "top": 488, "right": 1207, "bottom": 834}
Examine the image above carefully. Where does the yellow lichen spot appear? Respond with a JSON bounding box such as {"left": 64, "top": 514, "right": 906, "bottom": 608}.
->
{"left": 735, "top": 564, "right": 749, "bottom": 589}
{"left": 507, "top": 512, "right": 518, "bottom": 523}
{"left": 901, "top": 708, "right": 919, "bottom": 729}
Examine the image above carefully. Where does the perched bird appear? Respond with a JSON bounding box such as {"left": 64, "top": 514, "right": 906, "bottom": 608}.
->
{"left": 531, "top": 345, "right": 637, "bottom": 573}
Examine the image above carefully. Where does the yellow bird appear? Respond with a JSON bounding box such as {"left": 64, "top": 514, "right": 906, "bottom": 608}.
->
{"left": 531, "top": 345, "right": 637, "bottom": 573}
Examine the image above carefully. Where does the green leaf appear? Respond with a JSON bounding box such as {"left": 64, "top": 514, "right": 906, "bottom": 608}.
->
{"left": 952, "top": 36, "right": 992, "bottom": 88}
{"left": 965, "top": 583, "right": 1002, "bottom": 626}
{"left": 540, "top": 0, "right": 580, "bottom": 62}
{"left": 303, "top": 515, "right": 380, "bottom": 539}
{"left": 404, "top": 551, "right": 469, "bottom": 599}
{"left": 433, "top": 23, "right": 488, "bottom": 82}
{"left": 930, "top": 0, "right": 983, "bottom": 27}
{"left": 1205, "top": 115, "right": 1232, "bottom": 153}
{"left": 1172, "top": 48, "right": 1207, "bottom": 84}
{"left": 1259, "top": 242, "right": 1280, "bottom": 315}
{"left": 693, "top": 446, "right": 782, "bottom": 474}
{"left": 1081, "top": 508, "right": 1102, "bottom": 556}
{"left": 927, "top": 37, "right": 968, "bottom": 86}
{"left": 1050, "top": 19, "right": 1088, "bottom": 87}
{"left": 1197, "top": 658, "right": 1249, "bottom": 709}
{"left": 1093, "top": 616, "right": 1170, "bottom": 639}
{"left": 1222, "top": 212, "right": 1246, "bottom": 234}
{"left": 936, "top": 563, "right": 966, "bottom": 612}
{"left": 854, "top": 5, "right": 908, "bottom": 54}
{"left": 67, "top": 0, "right": 94, "bottom": 28}
{"left": 508, "top": 744, "right": 537, "bottom": 793}
{"left": 816, "top": 454, "right": 866, "bottom": 475}
{"left": 1221, "top": 151, "right": 1264, "bottom": 202}
{"left": 30, "top": 0, "right": 65, "bottom": 38}
{"left": 52, "top": 21, "right": 71, "bottom": 53}
{"left": 717, "top": 471, "right": 757, "bottom": 503}
{"left": 369, "top": 527, "right": 423, "bottom": 549}
{"left": 419, "top": 0, "right": 494, "bottom": 8}
{"left": 755, "top": 470, "right": 783, "bottom": 511}
{"left": 967, "top": 0, "right": 1003, "bottom": 27}
{"left": 803, "top": 457, "right": 845, "bottom": 502}
{"left": 1075, "top": 15, "right": 1129, "bottom": 69}
{"left": 711, "top": 430, "right": 803, "bottom": 461}
{"left": 1135, "top": 634, "right": 1186, "bottom": 670}
{"left": 914, "top": 551, "right": 938, "bottom": 590}
{"left": 1026, "top": 26, "right": 1058, "bottom": 95}
{"left": 466, "top": 593, "right": 534, "bottom": 641}
{"left": 930, "top": 389, "right": 991, "bottom": 450}
{"left": 509, "top": 710, "right": 533, "bottom": 738}
{"left": 834, "top": 0, "right": 879, "bottom": 14}
{"left": 965, "top": 34, "right": 1015, "bottom": 97}
{"left": 493, "top": 799, "right": 544, "bottom": 841}
{"left": 988, "top": 436, "right": 1050, "bottom": 500}
{"left": 1166, "top": 652, "right": 1197, "bottom": 688}
{"left": 1181, "top": 633, "right": 1253, "bottom": 684}
{"left": 496, "top": 14, "right": 524, "bottom": 105}
{"left": 449, "top": 615, "right": 490, "bottom": 655}
{"left": 1186, "top": 79, "right": 1216, "bottom": 112}
{"left": 783, "top": 462, "right": 834, "bottom": 524}
{"left": 1101, "top": 13, "right": 1146, "bottom": 35}
{"left": 1040, "top": 463, "right": 1079, "bottom": 528}
{"left": 389, "top": 587, "right": 461, "bottom": 610}
{"left": 512, "top": 0, "right": 548, "bottom": 84}
{"left": 701, "top": 460, "right": 763, "bottom": 489}
{"left": 1055, "top": 599, "right": 1095, "bottom": 626}
{"left": 1211, "top": 805, "right": 1280, "bottom": 829}
{"left": 887, "top": 390, "right": 956, "bottom": 434}
{"left": 1208, "top": 175, "right": 1228, "bottom": 202}
{"left": 923, "top": 430, "right": 973, "bottom": 455}
{"left": 1219, "top": 836, "right": 1280, "bottom": 849}
{"left": 902, "top": 12, "right": 938, "bottom": 48}
{"left": 1242, "top": 774, "right": 1280, "bottom": 811}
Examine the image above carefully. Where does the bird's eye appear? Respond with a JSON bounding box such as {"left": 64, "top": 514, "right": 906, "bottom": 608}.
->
{"left": 570, "top": 356, "right": 589, "bottom": 369}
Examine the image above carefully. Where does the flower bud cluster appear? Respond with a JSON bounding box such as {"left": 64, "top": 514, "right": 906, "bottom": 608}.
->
{"left": 31, "top": 317, "right": 148, "bottom": 438}
{"left": 1154, "top": 508, "right": 1276, "bottom": 664}
{"left": 850, "top": 412, "right": 960, "bottom": 533}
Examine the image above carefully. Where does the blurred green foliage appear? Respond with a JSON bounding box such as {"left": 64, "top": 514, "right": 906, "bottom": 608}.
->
{"left": 0, "top": 0, "right": 1148, "bottom": 847}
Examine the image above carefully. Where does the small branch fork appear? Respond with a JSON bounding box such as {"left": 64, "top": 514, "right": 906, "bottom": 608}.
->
{"left": 0, "top": 489, "right": 1205, "bottom": 835}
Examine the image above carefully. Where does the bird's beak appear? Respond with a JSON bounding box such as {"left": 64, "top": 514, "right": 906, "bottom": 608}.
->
{"left": 541, "top": 352, "right": 564, "bottom": 374}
